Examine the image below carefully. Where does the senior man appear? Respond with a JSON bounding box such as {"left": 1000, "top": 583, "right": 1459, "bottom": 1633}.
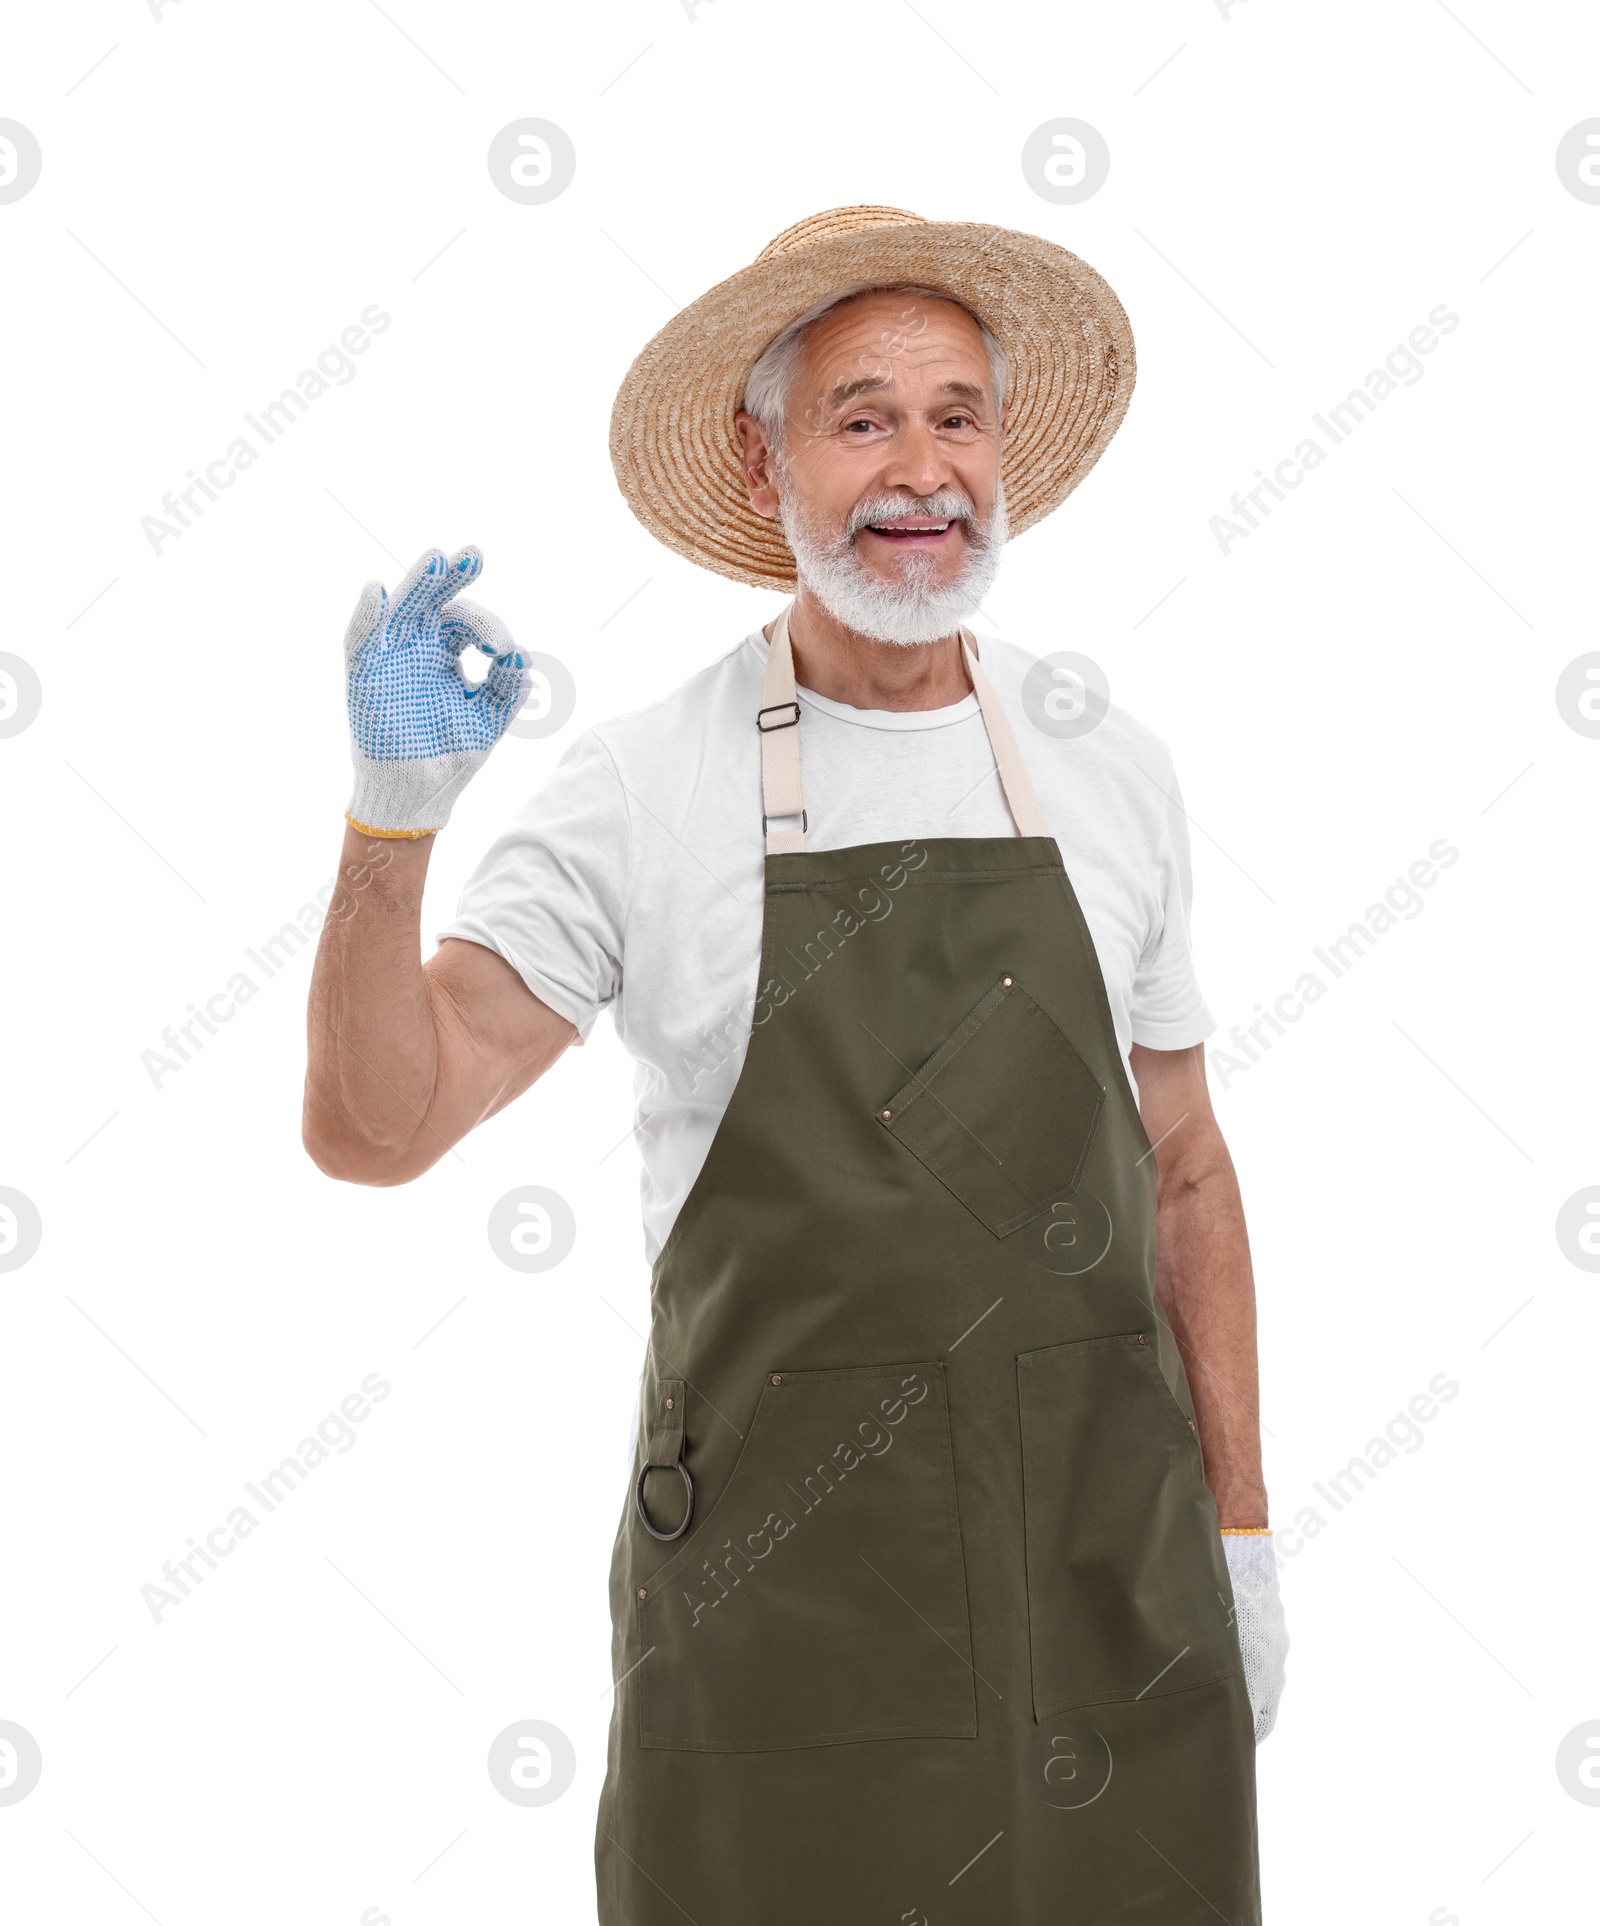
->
{"left": 305, "top": 206, "right": 1287, "bottom": 1925}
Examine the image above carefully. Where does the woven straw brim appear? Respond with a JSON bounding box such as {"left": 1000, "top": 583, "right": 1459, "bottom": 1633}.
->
{"left": 609, "top": 216, "right": 1136, "bottom": 589}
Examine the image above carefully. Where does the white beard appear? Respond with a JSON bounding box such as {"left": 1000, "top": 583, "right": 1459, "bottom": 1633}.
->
{"left": 777, "top": 478, "right": 1008, "bottom": 647}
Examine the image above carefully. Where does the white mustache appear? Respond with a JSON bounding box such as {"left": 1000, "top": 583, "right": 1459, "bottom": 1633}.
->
{"left": 844, "top": 491, "right": 980, "bottom": 540}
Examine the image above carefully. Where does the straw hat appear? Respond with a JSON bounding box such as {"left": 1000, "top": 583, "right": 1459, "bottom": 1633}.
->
{"left": 608, "top": 205, "right": 1136, "bottom": 589}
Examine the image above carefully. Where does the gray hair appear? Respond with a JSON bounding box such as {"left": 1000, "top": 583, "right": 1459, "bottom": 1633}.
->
{"left": 741, "top": 283, "right": 1008, "bottom": 450}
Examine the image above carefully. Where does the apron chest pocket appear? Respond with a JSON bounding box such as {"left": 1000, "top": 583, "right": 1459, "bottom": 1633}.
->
{"left": 637, "top": 1361, "right": 977, "bottom": 1752}
{"left": 1017, "top": 1332, "right": 1242, "bottom": 1717}
{"left": 877, "top": 977, "right": 1104, "bottom": 1237}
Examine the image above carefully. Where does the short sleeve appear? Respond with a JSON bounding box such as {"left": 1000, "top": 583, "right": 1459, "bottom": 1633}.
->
{"left": 1128, "top": 756, "right": 1215, "bottom": 1052}
{"left": 437, "top": 730, "right": 630, "bottom": 1041}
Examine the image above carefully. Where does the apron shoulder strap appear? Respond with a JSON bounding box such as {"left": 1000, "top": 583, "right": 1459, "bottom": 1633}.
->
{"left": 758, "top": 605, "right": 807, "bottom": 854}
{"left": 758, "top": 602, "right": 1049, "bottom": 853}
{"left": 959, "top": 635, "right": 1050, "bottom": 838}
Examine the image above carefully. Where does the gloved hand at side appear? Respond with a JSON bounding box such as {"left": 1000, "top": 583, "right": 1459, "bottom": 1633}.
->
{"left": 1222, "top": 1529, "right": 1288, "bottom": 1743}
{"left": 344, "top": 545, "right": 529, "bottom": 838}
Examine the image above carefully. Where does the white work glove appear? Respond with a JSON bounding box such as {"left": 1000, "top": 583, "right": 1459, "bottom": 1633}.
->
{"left": 1222, "top": 1531, "right": 1288, "bottom": 1743}
{"left": 343, "top": 545, "right": 528, "bottom": 838}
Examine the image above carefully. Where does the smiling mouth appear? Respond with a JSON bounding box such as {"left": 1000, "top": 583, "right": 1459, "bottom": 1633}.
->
{"left": 861, "top": 519, "right": 957, "bottom": 542}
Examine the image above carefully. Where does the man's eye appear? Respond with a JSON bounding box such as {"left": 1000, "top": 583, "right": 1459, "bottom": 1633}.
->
{"left": 843, "top": 417, "right": 877, "bottom": 433}
{"left": 943, "top": 413, "right": 974, "bottom": 429}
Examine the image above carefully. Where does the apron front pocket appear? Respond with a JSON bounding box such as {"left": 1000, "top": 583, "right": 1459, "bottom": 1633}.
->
{"left": 1017, "top": 1332, "right": 1242, "bottom": 1718}
{"left": 876, "top": 976, "right": 1104, "bottom": 1237}
{"left": 636, "top": 1360, "right": 977, "bottom": 1752}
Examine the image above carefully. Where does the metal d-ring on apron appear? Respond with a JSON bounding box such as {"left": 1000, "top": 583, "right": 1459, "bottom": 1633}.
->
{"left": 635, "top": 1374, "right": 693, "bottom": 1540}
{"left": 597, "top": 604, "right": 1260, "bottom": 1926}
{"left": 634, "top": 1455, "right": 693, "bottom": 1541}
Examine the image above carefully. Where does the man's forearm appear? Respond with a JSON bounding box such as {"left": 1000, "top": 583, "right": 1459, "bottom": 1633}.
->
{"left": 303, "top": 825, "right": 441, "bottom": 1181}
{"left": 1152, "top": 1132, "right": 1268, "bottom": 1528}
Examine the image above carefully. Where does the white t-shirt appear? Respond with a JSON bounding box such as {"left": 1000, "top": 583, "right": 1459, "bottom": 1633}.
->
{"left": 442, "top": 630, "right": 1215, "bottom": 1265}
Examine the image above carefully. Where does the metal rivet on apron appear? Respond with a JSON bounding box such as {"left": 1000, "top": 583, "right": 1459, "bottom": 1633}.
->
{"left": 1002, "top": 975, "right": 1013, "bottom": 988}
{"left": 1138, "top": 1334, "right": 1147, "bottom": 1344}
{"left": 665, "top": 1396, "right": 674, "bottom": 1409}
{"left": 880, "top": 1109, "right": 892, "bottom": 1121}
{"left": 771, "top": 1374, "right": 783, "bottom": 1387}
{"left": 637, "top": 1587, "right": 647, "bottom": 1600}
{"left": 1188, "top": 1419, "right": 1197, "bottom": 1432}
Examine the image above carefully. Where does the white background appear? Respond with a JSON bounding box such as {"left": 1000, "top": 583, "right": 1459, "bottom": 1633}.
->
{"left": 2, "top": 2, "right": 1597, "bottom": 1921}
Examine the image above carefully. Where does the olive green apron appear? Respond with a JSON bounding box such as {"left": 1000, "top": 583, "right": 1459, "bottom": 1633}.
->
{"left": 597, "top": 609, "right": 1259, "bottom": 1925}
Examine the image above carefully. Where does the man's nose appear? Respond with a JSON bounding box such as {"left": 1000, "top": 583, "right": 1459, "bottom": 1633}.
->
{"left": 877, "top": 419, "right": 953, "bottom": 498}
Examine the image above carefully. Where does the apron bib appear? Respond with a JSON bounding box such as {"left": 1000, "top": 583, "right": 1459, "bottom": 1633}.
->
{"left": 596, "top": 609, "right": 1260, "bottom": 1925}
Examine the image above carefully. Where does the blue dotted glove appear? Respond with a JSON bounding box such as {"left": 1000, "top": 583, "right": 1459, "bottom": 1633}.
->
{"left": 344, "top": 545, "right": 528, "bottom": 837}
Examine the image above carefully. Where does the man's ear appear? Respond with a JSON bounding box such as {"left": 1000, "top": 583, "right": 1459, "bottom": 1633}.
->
{"left": 735, "top": 412, "right": 781, "bottom": 522}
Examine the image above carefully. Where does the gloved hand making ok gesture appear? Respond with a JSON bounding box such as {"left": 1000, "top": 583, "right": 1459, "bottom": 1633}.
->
{"left": 343, "top": 545, "right": 528, "bottom": 838}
